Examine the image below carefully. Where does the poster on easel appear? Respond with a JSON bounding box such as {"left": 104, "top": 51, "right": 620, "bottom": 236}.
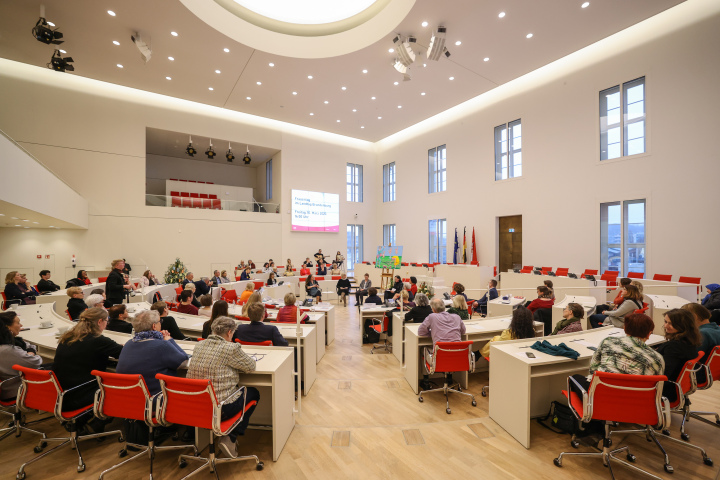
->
{"left": 375, "top": 246, "right": 403, "bottom": 269}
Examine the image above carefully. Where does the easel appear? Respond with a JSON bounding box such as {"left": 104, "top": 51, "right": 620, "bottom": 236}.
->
{"left": 380, "top": 267, "right": 393, "bottom": 291}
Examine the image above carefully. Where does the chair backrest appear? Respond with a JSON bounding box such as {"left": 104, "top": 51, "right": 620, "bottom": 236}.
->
{"left": 600, "top": 273, "right": 618, "bottom": 286}
{"left": 156, "top": 374, "right": 217, "bottom": 430}
{"left": 253, "top": 281, "right": 265, "bottom": 290}
{"left": 190, "top": 193, "right": 199, "bottom": 198}
{"left": 170, "top": 191, "right": 180, "bottom": 196}
{"left": 601, "top": 270, "right": 619, "bottom": 277}
{"left": 633, "top": 302, "right": 649, "bottom": 314}
{"left": 582, "top": 269, "right": 598, "bottom": 276}
{"left": 541, "top": 267, "right": 552, "bottom": 273}
{"left": 234, "top": 315, "right": 251, "bottom": 321}
{"left": 92, "top": 370, "right": 151, "bottom": 424}
{"left": 653, "top": 274, "right": 672, "bottom": 281}
{"left": 98, "top": 276, "right": 108, "bottom": 283}
{"left": 234, "top": 339, "right": 272, "bottom": 346}
{"left": 429, "top": 341, "right": 474, "bottom": 374}
{"left": 331, "top": 275, "right": 341, "bottom": 280}
{"left": 678, "top": 276, "right": 701, "bottom": 285}
{"left": 199, "top": 193, "right": 209, "bottom": 199}
{"left": 627, "top": 272, "right": 644, "bottom": 279}
{"left": 699, "top": 345, "right": 720, "bottom": 389}
{"left": 520, "top": 266, "right": 533, "bottom": 274}
{"left": 175, "top": 286, "right": 184, "bottom": 295}
{"left": 586, "top": 371, "right": 667, "bottom": 425}
{"left": 171, "top": 196, "right": 181, "bottom": 207}
{"left": 222, "top": 290, "right": 237, "bottom": 303}
{"left": 13, "top": 365, "right": 62, "bottom": 416}
{"left": 555, "top": 268, "right": 569, "bottom": 277}
{"left": 180, "top": 192, "right": 189, "bottom": 197}
{"left": 675, "top": 351, "right": 704, "bottom": 399}
{"left": 533, "top": 308, "right": 554, "bottom": 335}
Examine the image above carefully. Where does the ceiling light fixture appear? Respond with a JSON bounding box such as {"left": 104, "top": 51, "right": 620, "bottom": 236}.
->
{"left": 215, "top": 69, "right": 221, "bottom": 73}
{"left": 113, "top": 40, "right": 120, "bottom": 45}
{"left": 427, "top": 26, "right": 449, "bottom": 60}
{"left": 378, "top": 116, "right": 382, "bottom": 119}
{"left": 421, "top": 92, "right": 426, "bottom": 95}
{"left": 166, "top": 76, "right": 171, "bottom": 80}
{"left": 582, "top": 1, "right": 590, "bottom": 7}
{"left": 421, "top": 21, "right": 428, "bottom": 27}
{"left": 205, "top": 139, "right": 216, "bottom": 159}
{"left": 324, "top": 100, "right": 329, "bottom": 104}
{"left": 393, "top": 34, "right": 416, "bottom": 75}
{"left": 48, "top": 50, "right": 74, "bottom": 72}
{"left": 208, "top": 87, "right": 214, "bottom": 91}
{"left": 371, "top": 96, "right": 376, "bottom": 100}
{"left": 256, "top": 81, "right": 262, "bottom": 85}
{"left": 361, "top": 126, "right": 365, "bottom": 129}
{"left": 341, "top": 86, "right": 347, "bottom": 90}
{"left": 455, "top": 41, "right": 462, "bottom": 46}
{"left": 336, "top": 120, "right": 340, "bottom": 123}
{"left": 362, "top": 69, "right": 368, "bottom": 73}
{"left": 449, "top": 76, "right": 454, "bottom": 80}
{"left": 292, "top": 91, "right": 297, "bottom": 95}
{"left": 186, "top": 137, "right": 197, "bottom": 157}
{"left": 388, "top": 48, "right": 394, "bottom": 53}
{"left": 352, "top": 109, "right": 357, "bottom": 112}
{"left": 526, "top": 33, "right": 533, "bottom": 39}
{"left": 484, "top": 57, "right": 489, "bottom": 62}
{"left": 246, "top": 96, "right": 251, "bottom": 100}
{"left": 397, "top": 105, "right": 402, "bottom": 108}
{"left": 226, "top": 143, "right": 234, "bottom": 162}
{"left": 243, "top": 146, "right": 251, "bottom": 165}
{"left": 310, "top": 113, "right": 314, "bottom": 115}
{"left": 393, "top": 81, "right": 398, "bottom": 85}
{"left": 168, "top": 56, "right": 174, "bottom": 61}
{"left": 223, "top": 48, "right": 230, "bottom": 52}
{"left": 269, "top": 62, "right": 275, "bottom": 67}
{"left": 307, "top": 75, "right": 313, "bottom": 79}
{"left": 117, "top": 64, "right": 123, "bottom": 68}
{"left": 46, "top": 21, "right": 55, "bottom": 26}
{"left": 59, "top": 49, "right": 66, "bottom": 54}
{"left": 171, "top": 31, "right": 178, "bottom": 36}
{"left": 107, "top": 10, "right": 116, "bottom": 16}
{"left": 498, "top": 12, "right": 506, "bottom": 18}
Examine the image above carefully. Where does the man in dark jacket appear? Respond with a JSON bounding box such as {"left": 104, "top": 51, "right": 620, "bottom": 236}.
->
{"left": 106, "top": 259, "right": 131, "bottom": 305}
{"left": 194, "top": 277, "right": 213, "bottom": 296}
{"left": 233, "top": 303, "right": 288, "bottom": 346}
{"left": 37, "top": 270, "right": 61, "bottom": 293}
{"left": 702, "top": 283, "right": 720, "bottom": 310}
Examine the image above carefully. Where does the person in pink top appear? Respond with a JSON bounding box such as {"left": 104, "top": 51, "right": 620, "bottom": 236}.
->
{"left": 418, "top": 298, "right": 466, "bottom": 389}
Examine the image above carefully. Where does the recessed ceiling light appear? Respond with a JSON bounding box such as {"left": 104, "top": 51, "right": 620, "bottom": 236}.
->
{"left": 449, "top": 76, "right": 455, "bottom": 80}
{"left": 455, "top": 41, "right": 462, "bottom": 46}
{"left": 49, "top": 226, "right": 54, "bottom": 228}
{"left": 292, "top": 91, "right": 297, "bottom": 95}
{"left": 113, "top": 40, "right": 120, "bottom": 46}
{"left": 208, "top": 87, "right": 214, "bottom": 91}
{"left": 362, "top": 69, "right": 368, "bottom": 73}
{"left": 11, "top": 217, "right": 17, "bottom": 219}
{"left": 0, "top": 214, "right": 5, "bottom": 216}
{"left": 307, "top": 75, "right": 313, "bottom": 79}
{"left": 23, "top": 227, "right": 29, "bottom": 229}
{"left": 582, "top": 1, "right": 590, "bottom": 7}
{"left": 46, "top": 21, "right": 55, "bottom": 26}
{"left": 388, "top": 48, "right": 394, "bottom": 53}
{"left": 421, "top": 21, "right": 428, "bottom": 27}
{"left": 256, "top": 81, "right": 262, "bottom": 85}
{"left": 22, "top": 219, "right": 28, "bottom": 222}
{"left": 168, "top": 56, "right": 174, "bottom": 61}
{"left": 498, "top": 12, "right": 506, "bottom": 18}
{"left": 421, "top": 92, "right": 426, "bottom": 96}
{"left": 397, "top": 105, "right": 402, "bottom": 109}
{"left": 246, "top": 96, "right": 251, "bottom": 100}
{"left": 309, "top": 113, "right": 314, "bottom": 115}
{"left": 423, "top": 63, "right": 427, "bottom": 67}
{"left": 59, "top": 49, "right": 66, "bottom": 53}
{"left": 107, "top": 10, "right": 116, "bottom": 16}
{"left": 393, "top": 81, "right": 398, "bottom": 85}
{"left": 14, "top": 225, "right": 21, "bottom": 227}
{"left": 352, "top": 109, "right": 357, "bottom": 112}
{"left": 361, "top": 126, "right": 365, "bottom": 129}
{"left": 336, "top": 120, "right": 340, "bottom": 123}
{"left": 324, "top": 100, "right": 329, "bottom": 104}
{"left": 378, "top": 116, "right": 382, "bottom": 119}
{"left": 117, "top": 64, "right": 123, "bottom": 68}
{"left": 341, "top": 86, "right": 347, "bottom": 90}
{"left": 32, "top": 221, "right": 38, "bottom": 224}
{"left": 526, "top": 33, "right": 533, "bottom": 39}
{"left": 166, "top": 76, "right": 172, "bottom": 80}
{"left": 215, "top": 69, "right": 221, "bottom": 74}
{"left": 371, "top": 96, "right": 376, "bottom": 100}
{"left": 484, "top": 57, "right": 490, "bottom": 62}
{"left": 269, "top": 62, "right": 275, "bottom": 67}
{"left": 171, "top": 31, "right": 178, "bottom": 36}
{"left": 223, "top": 48, "right": 230, "bottom": 53}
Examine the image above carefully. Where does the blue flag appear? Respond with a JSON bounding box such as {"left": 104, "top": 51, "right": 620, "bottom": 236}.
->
{"left": 453, "top": 228, "right": 459, "bottom": 264}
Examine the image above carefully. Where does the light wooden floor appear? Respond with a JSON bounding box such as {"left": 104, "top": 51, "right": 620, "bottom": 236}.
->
{"left": 3, "top": 302, "right": 719, "bottom": 479}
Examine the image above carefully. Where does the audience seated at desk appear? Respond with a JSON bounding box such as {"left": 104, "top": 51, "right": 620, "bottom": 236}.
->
{"left": 364, "top": 287, "right": 383, "bottom": 306}
{"left": 198, "top": 294, "right": 213, "bottom": 317}
{"left": 682, "top": 303, "right": 720, "bottom": 365}
{"left": 241, "top": 293, "right": 268, "bottom": 319}
{"left": 305, "top": 274, "right": 322, "bottom": 302}
{"left": 588, "top": 284, "right": 643, "bottom": 328}
{"left": 219, "top": 270, "right": 231, "bottom": 284}
{"left": 0, "top": 311, "right": 42, "bottom": 400}
{"left": 188, "top": 316, "right": 260, "bottom": 458}
{"left": 202, "top": 300, "right": 230, "bottom": 339}
{"left": 66, "top": 287, "right": 89, "bottom": 320}
{"left": 266, "top": 272, "right": 278, "bottom": 286}
{"left": 246, "top": 260, "right": 256, "bottom": 270}
{"left": 335, "top": 251, "right": 344, "bottom": 270}
{"left": 595, "top": 277, "right": 631, "bottom": 315}
{"left": 184, "top": 283, "right": 202, "bottom": 308}
{"left": 239, "top": 267, "right": 252, "bottom": 281}
{"left": 330, "top": 263, "right": 341, "bottom": 276}
{"left": 702, "top": 283, "right": 720, "bottom": 310}
{"left": 177, "top": 290, "right": 199, "bottom": 316}
{"left": 355, "top": 274, "right": 371, "bottom": 305}
{"left": 284, "top": 260, "right": 295, "bottom": 276}
{"left": 336, "top": 274, "right": 351, "bottom": 307}
{"left": 299, "top": 266, "right": 311, "bottom": 276}
{"left": 106, "top": 304, "right": 133, "bottom": 334}
{"left": 65, "top": 270, "right": 91, "bottom": 289}
{"left": 139, "top": 269, "right": 160, "bottom": 287}
{"left": 4, "top": 271, "right": 36, "bottom": 306}
{"left": 447, "top": 295, "right": 469, "bottom": 320}
{"left": 181, "top": 272, "right": 195, "bottom": 287}
{"left": 317, "top": 263, "right": 327, "bottom": 276}
{"left": 238, "top": 282, "right": 254, "bottom": 303}
{"left": 90, "top": 288, "right": 112, "bottom": 309}
{"left": 234, "top": 303, "right": 288, "bottom": 347}
{"left": 525, "top": 285, "right": 554, "bottom": 313}
{"left": 384, "top": 275, "right": 403, "bottom": 301}
{"left": 409, "top": 277, "right": 418, "bottom": 299}
{"left": 276, "top": 293, "right": 308, "bottom": 323}
{"left": 405, "top": 293, "right": 432, "bottom": 323}
{"left": 655, "top": 309, "right": 702, "bottom": 403}
{"left": 472, "top": 280, "right": 498, "bottom": 316}
{"left": 479, "top": 306, "right": 535, "bottom": 360}
{"left": 37, "top": 270, "right": 61, "bottom": 293}
{"left": 418, "top": 298, "right": 466, "bottom": 387}
{"left": 151, "top": 301, "right": 186, "bottom": 341}
{"left": 551, "top": 303, "right": 584, "bottom": 335}
{"left": 52, "top": 308, "right": 123, "bottom": 432}
{"left": 194, "top": 277, "right": 213, "bottom": 297}
{"left": 85, "top": 293, "right": 105, "bottom": 310}
{"left": 211, "top": 270, "right": 224, "bottom": 286}
{"left": 106, "top": 259, "right": 132, "bottom": 306}
{"left": 543, "top": 280, "right": 555, "bottom": 300}
{"left": 452, "top": 283, "right": 468, "bottom": 302}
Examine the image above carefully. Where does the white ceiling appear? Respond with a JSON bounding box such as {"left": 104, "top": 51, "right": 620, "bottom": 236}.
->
{"left": 0, "top": 0, "right": 683, "bottom": 142}
{"left": 0, "top": 200, "right": 81, "bottom": 229}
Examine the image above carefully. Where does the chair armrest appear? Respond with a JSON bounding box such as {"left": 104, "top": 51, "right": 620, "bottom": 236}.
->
{"left": 666, "top": 381, "right": 685, "bottom": 411}
{"left": 218, "top": 385, "right": 246, "bottom": 407}
{"left": 660, "top": 396, "right": 672, "bottom": 430}
{"left": 566, "top": 375, "right": 590, "bottom": 422}
{"left": 61, "top": 378, "right": 97, "bottom": 395}
{"left": 57, "top": 378, "right": 97, "bottom": 418}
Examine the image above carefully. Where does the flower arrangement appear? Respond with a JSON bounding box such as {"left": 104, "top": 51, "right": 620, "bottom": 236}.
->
{"left": 165, "top": 258, "right": 188, "bottom": 284}
{"left": 417, "top": 281, "right": 434, "bottom": 299}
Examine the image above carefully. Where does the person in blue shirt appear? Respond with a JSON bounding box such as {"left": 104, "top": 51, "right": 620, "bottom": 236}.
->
{"left": 472, "top": 279, "right": 499, "bottom": 316}
{"left": 701, "top": 283, "right": 720, "bottom": 309}
{"left": 317, "top": 263, "right": 327, "bottom": 276}
{"left": 239, "top": 267, "right": 252, "bottom": 281}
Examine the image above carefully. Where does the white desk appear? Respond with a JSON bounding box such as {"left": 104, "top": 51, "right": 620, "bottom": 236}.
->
{"left": 305, "top": 304, "right": 336, "bottom": 346}
{"left": 36, "top": 282, "right": 107, "bottom": 316}
{"left": 13, "top": 303, "right": 295, "bottom": 462}
{"left": 551, "top": 295, "right": 597, "bottom": 331}
{"left": 262, "top": 284, "right": 294, "bottom": 302}
{"left": 487, "top": 296, "right": 525, "bottom": 317}
{"left": 500, "top": 272, "right": 607, "bottom": 306}
{"left": 403, "top": 317, "right": 545, "bottom": 394}
{"left": 646, "top": 294, "right": 691, "bottom": 335}
{"left": 358, "top": 305, "right": 396, "bottom": 344}
{"left": 265, "top": 309, "right": 326, "bottom": 361}
{"left": 129, "top": 283, "right": 179, "bottom": 304}
{"left": 489, "top": 326, "right": 665, "bottom": 449}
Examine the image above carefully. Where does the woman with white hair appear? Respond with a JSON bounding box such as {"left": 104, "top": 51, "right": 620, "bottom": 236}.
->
{"left": 404, "top": 293, "right": 433, "bottom": 323}
{"left": 85, "top": 293, "right": 106, "bottom": 309}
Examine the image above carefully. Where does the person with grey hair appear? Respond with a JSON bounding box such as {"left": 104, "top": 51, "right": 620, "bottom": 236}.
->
{"left": 85, "top": 293, "right": 106, "bottom": 309}
{"left": 183, "top": 283, "right": 201, "bottom": 308}
{"left": 404, "top": 293, "right": 433, "bottom": 323}
{"left": 194, "top": 277, "right": 213, "bottom": 296}
{"left": 188, "top": 316, "right": 260, "bottom": 458}
{"left": 117, "top": 309, "right": 189, "bottom": 395}
{"left": 181, "top": 272, "right": 194, "bottom": 287}
{"left": 418, "top": 298, "right": 466, "bottom": 390}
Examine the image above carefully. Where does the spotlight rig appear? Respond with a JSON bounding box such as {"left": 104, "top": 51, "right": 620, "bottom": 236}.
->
{"left": 186, "top": 136, "right": 197, "bottom": 157}
{"left": 242, "top": 146, "right": 251, "bottom": 165}
{"left": 205, "top": 140, "right": 216, "bottom": 159}
{"left": 32, "top": 17, "right": 63, "bottom": 45}
{"left": 226, "top": 143, "right": 235, "bottom": 162}
{"left": 48, "top": 49, "right": 74, "bottom": 72}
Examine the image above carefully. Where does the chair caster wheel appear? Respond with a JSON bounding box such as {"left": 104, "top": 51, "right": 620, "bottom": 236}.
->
{"left": 481, "top": 391, "right": 487, "bottom": 397}
{"left": 471, "top": 400, "right": 477, "bottom": 407}
{"left": 446, "top": 408, "right": 451, "bottom": 415}
{"left": 662, "top": 429, "right": 670, "bottom": 436}
{"left": 256, "top": 461, "right": 264, "bottom": 471}
{"left": 715, "top": 420, "right": 720, "bottom": 426}
{"left": 627, "top": 453, "right": 636, "bottom": 462}
{"left": 118, "top": 449, "right": 127, "bottom": 458}
{"left": 703, "top": 457, "right": 713, "bottom": 466}
{"left": 571, "top": 440, "right": 580, "bottom": 449}
{"left": 16, "top": 472, "right": 26, "bottom": 480}
{"left": 77, "top": 464, "right": 86, "bottom": 473}
{"left": 179, "top": 459, "right": 188, "bottom": 468}
{"left": 172, "top": 432, "right": 180, "bottom": 441}
{"left": 553, "top": 458, "right": 562, "bottom": 467}
{"left": 418, "top": 397, "right": 423, "bottom": 403}
{"left": 34, "top": 445, "right": 43, "bottom": 453}
{"left": 664, "top": 464, "right": 673, "bottom": 473}
{"left": 117, "top": 434, "right": 124, "bottom": 442}
{"left": 681, "top": 433, "right": 689, "bottom": 441}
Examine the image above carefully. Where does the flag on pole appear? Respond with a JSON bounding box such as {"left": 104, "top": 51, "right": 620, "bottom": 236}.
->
{"left": 462, "top": 227, "right": 467, "bottom": 264}
{"left": 453, "top": 228, "right": 458, "bottom": 264}
{"left": 471, "top": 227, "right": 478, "bottom": 264}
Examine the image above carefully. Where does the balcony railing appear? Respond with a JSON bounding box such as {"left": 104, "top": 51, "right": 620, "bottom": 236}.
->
{"left": 145, "top": 194, "right": 279, "bottom": 213}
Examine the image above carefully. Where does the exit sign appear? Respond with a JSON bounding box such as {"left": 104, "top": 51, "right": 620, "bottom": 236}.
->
{"left": 509, "top": 228, "right": 515, "bottom": 232}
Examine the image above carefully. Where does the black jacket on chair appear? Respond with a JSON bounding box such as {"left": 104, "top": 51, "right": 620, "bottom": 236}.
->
{"left": 533, "top": 308, "right": 554, "bottom": 336}
{"left": 105, "top": 269, "right": 126, "bottom": 305}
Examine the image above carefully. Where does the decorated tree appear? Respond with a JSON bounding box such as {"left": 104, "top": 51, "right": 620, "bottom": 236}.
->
{"left": 165, "top": 258, "right": 188, "bottom": 284}
{"left": 417, "top": 282, "right": 434, "bottom": 299}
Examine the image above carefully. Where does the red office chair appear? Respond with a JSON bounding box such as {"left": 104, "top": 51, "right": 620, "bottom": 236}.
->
{"left": 653, "top": 274, "right": 672, "bottom": 281}
{"left": 684, "top": 346, "right": 720, "bottom": 431}
{"left": 555, "top": 268, "right": 569, "bottom": 277}
{"left": 600, "top": 273, "right": 618, "bottom": 288}
{"left": 234, "top": 340, "right": 272, "bottom": 346}
{"left": 13, "top": 365, "right": 123, "bottom": 478}
{"left": 221, "top": 289, "right": 238, "bottom": 304}
{"left": 580, "top": 269, "right": 598, "bottom": 279}
{"left": 92, "top": 370, "right": 197, "bottom": 479}
{"left": 418, "top": 341, "right": 476, "bottom": 414}
{"left": 608, "top": 352, "right": 713, "bottom": 472}
{"left": 520, "top": 266, "right": 533, "bottom": 274}
{"left": 679, "top": 276, "right": 702, "bottom": 295}
{"left": 253, "top": 281, "right": 265, "bottom": 290}
{"left": 98, "top": 276, "right": 108, "bottom": 283}
{"left": 234, "top": 315, "right": 251, "bottom": 321}
{"left": 553, "top": 372, "right": 669, "bottom": 478}
{"left": 633, "top": 302, "right": 649, "bottom": 314}
{"left": 0, "top": 377, "right": 47, "bottom": 444}
{"left": 627, "top": 272, "right": 644, "bottom": 279}
{"left": 369, "top": 314, "right": 391, "bottom": 354}
{"left": 541, "top": 267, "right": 552, "bottom": 274}
{"left": 156, "top": 374, "right": 263, "bottom": 478}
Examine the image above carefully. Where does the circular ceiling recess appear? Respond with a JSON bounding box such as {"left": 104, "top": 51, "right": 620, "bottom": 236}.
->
{"left": 180, "top": 0, "right": 415, "bottom": 58}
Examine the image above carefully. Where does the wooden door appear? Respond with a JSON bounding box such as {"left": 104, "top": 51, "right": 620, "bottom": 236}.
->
{"left": 498, "top": 215, "right": 522, "bottom": 273}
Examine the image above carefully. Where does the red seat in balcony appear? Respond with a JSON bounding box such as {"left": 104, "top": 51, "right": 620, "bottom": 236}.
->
{"left": 170, "top": 191, "right": 180, "bottom": 196}
{"left": 209, "top": 194, "right": 218, "bottom": 199}
{"left": 180, "top": 192, "right": 190, "bottom": 197}
{"left": 171, "top": 196, "right": 181, "bottom": 208}
{"left": 199, "top": 194, "right": 209, "bottom": 199}
{"left": 211, "top": 199, "right": 221, "bottom": 210}
{"left": 201, "top": 199, "right": 211, "bottom": 209}
{"left": 627, "top": 272, "right": 644, "bottom": 279}
{"left": 555, "top": 268, "right": 569, "bottom": 277}
{"left": 181, "top": 197, "right": 192, "bottom": 208}
{"left": 190, "top": 193, "right": 199, "bottom": 198}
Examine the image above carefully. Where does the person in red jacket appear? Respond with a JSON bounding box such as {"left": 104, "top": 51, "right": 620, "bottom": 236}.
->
{"left": 276, "top": 293, "right": 309, "bottom": 323}
{"left": 526, "top": 286, "right": 554, "bottom": 313}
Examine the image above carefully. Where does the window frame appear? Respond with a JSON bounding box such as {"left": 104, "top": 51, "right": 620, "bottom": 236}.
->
{"left": 382, "top": 162, "right": 396, "bottom": 202}
{"left": 428, "top": 218, "right": 447, "bottom": 263}
{"left": 428, "top": 145, "right": 446, "bottom": 193}
{"left": 382, "top": 224, "right": 396, "bottom": 247}
{"left": 494, "top": 119, "right": 522, "bottom": 181}
{"left": 346, "top": 163, "right": 363, "bottom": 202}
{"left": 346, "top": 224, "right": 363, "bottom": 270}
{"left": 599, "top": 76, "right": 646, "bottom": 161}
{"left": 600, "top": 199, "right": 646, "bottom": 275}
{"left": 265, "top": 158, "right": 272, "bottom": 200}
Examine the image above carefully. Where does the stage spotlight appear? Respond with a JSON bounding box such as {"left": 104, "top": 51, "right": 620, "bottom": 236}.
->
{"left": 226, "top": 143, "right": 235, "bottom": 162}
{"left": 392, "top": 35, "right": 416, "bottom": 67}
{"left": 131, "top": 32, "right": 152, "bottom": 63}
{"left": 186, "top": 136, "right": 197, "bottom": 157}
{"left": 32, "top": 17, "right": 63, "bottom": 45}
{"left": 427, "top": 26, "right": 448, "bottom": 61}
{"left": 392, "top": 59, "right": 408, "bottom": 75}
{"left": 242, "top": 146, "right": 251, "bottom": 165}
{"left": 48, "top": 50, "right": 74, "bottom": 72}
{"left": 205, "top": 140, "right": 216, "bottom": 159}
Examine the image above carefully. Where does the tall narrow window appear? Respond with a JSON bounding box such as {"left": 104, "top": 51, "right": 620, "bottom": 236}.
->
{"left": 346, "top": 163, "right": 363, "bottom": 202}
{"left": 428, "top": 145, "right": 446, "bottom": 193}
{"left": 495, "top": 119, "right": 522, "bottom": 180}
{"left": 382, "top": 162, "right": 396, "bottom": 202}
{"left": 346, "top": 224, "right": 363, "bottom": 271}
{"left": 383, "top": 224, "right": 396, "bottom": 246}
{"left": 265, "top": 159, "right": 272, "bottom": 200}
{"left": 428, "top": 219, "right": 447, "bottom": 263}
{"left": 600, "top": 76, "right": 645, "bottom": 160}
{"left": 600, "top": 199, "right": 646, "bottom": 275}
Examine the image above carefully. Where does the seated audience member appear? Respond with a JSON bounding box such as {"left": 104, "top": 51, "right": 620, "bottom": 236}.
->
{"left": 336, "top": 274, "right": 351, "bottom": 307}
{"left": 184, "top": 283, "right": 202, "bottom": 308}
{"left": 284, "top": 261, "right": 295, "bottom": 277}
{"left": 276, "top": 293, "right": 309, "bottom": 323}
{"left": 90, "top": 288, "right": 112, "bottom": 309}
{"left": 262, "top": 262, "right": 271, "bottom": 273}
{"left": 106, "top": 259, "right": 131, "bottom": 305}
{"left": 631, "top": 280, "right": 644, "bottom": 294}
{"left": 181, "top": 272, "right": 195, "bottom": 287}
{"left": 447, "top": 295, "right": 469, "bottom": 320}
{"left": 188, "top": 316, "right": 260, "bottom": 458}
{"left": 234, "top": 303, "right": 288, "bottom": 346}
{"left": 472, "top": 280, "right": 499, "bottom": 316}
{"left": 569, "top": 313, "right": 664, "bottom": 395}
{"left": 552, "top": 302, "right": 584, "bottom": 335}
{"left": 202, "top": 300, "right": 229, "bottom": 339}
{"left": 66, "top": 287, "right": 88, "bottom": 320}
{"left": 479, "top": 306, "right": 536, "bottom": 359}
{"left": 247, "top": 259, "right": 256, "bottom": 269}
{"left": 211, "top": 270, "right": 223, "bottom": 286}
{"left": 239, "top": 267, "right": 252, "bottom": 281}
{"left": 138, "top": 270, "right": 159, "bottom": 287}
{"left": 364, "top": 287, "right": 383, "bottom": 306}
{"left": 220, "top": 270, "right": 231, "bottom": 284}
{"left": 330, "top": 263, "right": 341, "bottom": 275}
{"left": 409, "top": 277, "right": 418, "bottom": 299}
{"left": 150, "top": 301, "right": 186, "bottom": 340}
{"left": 317, "top": 263, "right": 327, "bottom": 276}
{"left": 299, "top": 265, "right": 311, "bottom": 276}
{"left": 541, "top": 280, "right": 554, "bottom": 300}
{"left": 303, "top": 258, "right": 313, "bottom": 268}
{"left": 77, "top": 270, "right": 92, "bottom": 286}
{"left": 681, "top": 303, "right": 720, "bottom": 365}
{"left": 239, "top": 282, "right": 254, "bottom": 303}
{"left": 197, "top": 294, "right": 213, "bottom": 317}
{"left": 238, "top": 261, "right": 246, "bottom": 269}
{"left": 37, "top": 270, "right": 61, "bottom": 293}
{"left": 177, "top": 290, "right": 199, "bottom": 315}
{"left": 122, "top": 260, "right": 132, "bottom": 275}
{"left": 65, "top": 271, "right": 86, "bottom": 288}
{"left": 405, "top": 293, "right": 433, "bottom": 323}
{"left": 53, "top": 308, "right": 123, "bottom": 431}
{"left": 526, "top": 286, "right": 555, "bottom": 313}
{"left": 355, "top": 273, "right": 372, "bottom": 306}
{"left": 194, "top": 277, "right": 213, "bottom": 296}
{"left": 655, "top": 309, "right": 702, "bottom": 403}
{"left": 418, "top": 298, "right": 466, "bottom": 387}
{"left": 4, "top": 271, "right": 36, "bottom": 306}
{"left": 596, "top": 278, "right": 632, "bottom": 315}
{"left": 305, "top": 274, "right": 322, "bottom": 303}
{"left": 18, "top": 273, "right": 40, "bottom": 298}
{"left": 241, "top": 292, "right": 267, "bottom": 318}
{"left": 701, "top": 283, "right": 720, "bottom": 310}
{"left": 0, "top": 311, "right": 42, "bottom": 400}
{"left": 266, "top": 272, "right": 278, "bottom": 286}
{"left": 384, "top": 275, "right": 404, "bottom": 301}
{"left": 106, "top": 304, "right": 132, "bottom": 333}
{"left": 335, "top": 251, "right": 344, "bottom": 270}
{"left": 85, "top": 293, "right": 106, "bottom": 309}
{"left": 116, "top": 310, "right": 188, "bottom": 395}
{"left": 452, "top": 283, "right": 468, "bottom": 301}
{"left": 588, "top": 284, "right": 643, "bottom": 328}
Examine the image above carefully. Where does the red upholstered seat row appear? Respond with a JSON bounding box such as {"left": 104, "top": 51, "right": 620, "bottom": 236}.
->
{"left": 170, "top": 196, "right": 221, "bottom": 209}
{"left": 170, "top": 192, "right": 218, "bottom": 199}
{"left": 169, "top": 179, "right": 214, "bottom": 184}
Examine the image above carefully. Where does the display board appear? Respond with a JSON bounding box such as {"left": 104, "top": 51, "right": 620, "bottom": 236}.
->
{"left": 375, "top": 246, "right": 403, "bottom": 269}
{"left": 291, "top": 190, "right": 340, "bottom": 232}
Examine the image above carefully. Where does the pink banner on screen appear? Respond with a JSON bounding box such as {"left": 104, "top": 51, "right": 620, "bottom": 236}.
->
{"left": 291, "top": 190, "right": 340, "bottom": 233}
{"left": 293, "top": 225, "right": 339, "bottom": 232}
